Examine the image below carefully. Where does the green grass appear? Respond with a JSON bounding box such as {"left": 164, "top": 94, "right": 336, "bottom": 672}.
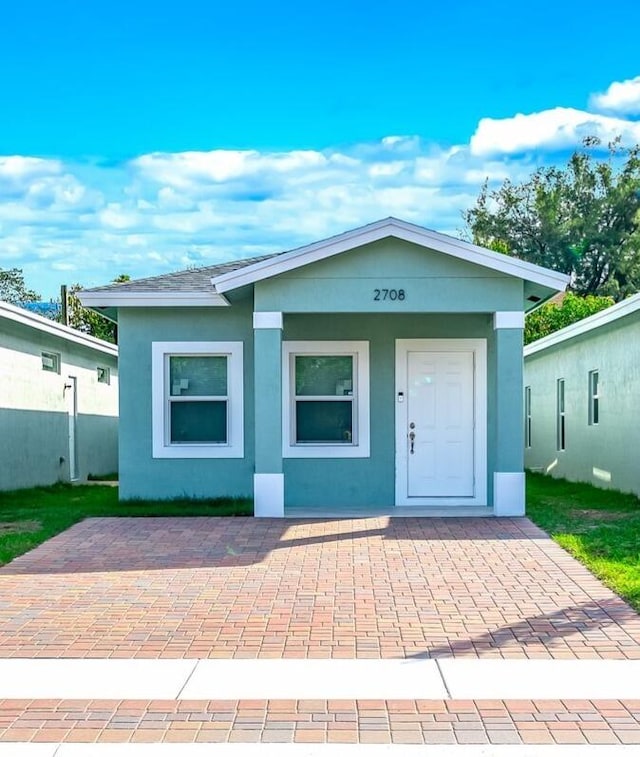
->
{"left": 527, "top": 472, "right": 640, "bottom": 612}
{"left": 0, "top": 483, "right": 252, "bottom": 567}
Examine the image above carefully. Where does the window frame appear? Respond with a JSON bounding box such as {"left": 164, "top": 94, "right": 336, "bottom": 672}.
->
{"left": 41, "top": 351, "right": 61, "bottom": 374}
{"left": 282, "top": 341, "right": 370, "bottom": 458}
{"left": 556, "top": 378, "right": 566, "bottom": 451}
{"left": 524, "top": 385, "right": 532, "bottom": 448}
{"left": 152, "top": 341, "right": 244, "bottom": 459}
{"left": 588, "top": 369, "right": 599, "bottom": 426}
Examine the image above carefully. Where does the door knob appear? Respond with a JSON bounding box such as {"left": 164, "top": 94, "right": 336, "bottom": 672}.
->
{"left": 409, "top": 430, "right": 416, "bottom": 454}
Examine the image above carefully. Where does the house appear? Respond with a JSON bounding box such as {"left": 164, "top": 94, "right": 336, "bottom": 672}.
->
{"left": 0, "top": 300, "right": 118, "bottom": 490}
{"left": 524, "top": 292, "right": 640, "bottom": 496}
{"left": 80, "top": 218, "right": 568, "bottom": 517}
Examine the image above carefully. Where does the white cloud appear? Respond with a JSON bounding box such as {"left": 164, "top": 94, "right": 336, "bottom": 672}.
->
{"left": 4, "top": 73, "right": 640, "bottom": 299}
{"left": 470, "top": 107, "right": 640, "bottom": 156}
{"left": 0, "top": 156, "right": 62, "bottom": 183}
{"left": 590, "top": 76, "right": 640, "bottom": 115}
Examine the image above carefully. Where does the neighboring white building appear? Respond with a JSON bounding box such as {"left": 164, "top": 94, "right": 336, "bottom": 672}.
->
{"left": 524, "top": 292, "right": 640, "bottom": 496}
{"left": 0, "top": 300, "right": 118, "bottom": 491}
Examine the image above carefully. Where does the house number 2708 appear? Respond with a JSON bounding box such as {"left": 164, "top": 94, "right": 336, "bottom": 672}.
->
{"left": 373, "top": 288, "right": 406, "bottom": 301}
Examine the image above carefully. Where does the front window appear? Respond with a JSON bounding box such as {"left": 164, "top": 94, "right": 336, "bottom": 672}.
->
{"left": 152, "top": 342, "right": 244, "bottom": 458}
{"left": 283, "top": 341, "right": 370, "bottom": 458}
{"left": 294, "top": 355, "right": 354, "bottom": 444}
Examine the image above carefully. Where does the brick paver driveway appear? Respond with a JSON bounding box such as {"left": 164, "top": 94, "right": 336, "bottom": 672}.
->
{"left": 1, "top": 516, "right": 639, "bottom": 659}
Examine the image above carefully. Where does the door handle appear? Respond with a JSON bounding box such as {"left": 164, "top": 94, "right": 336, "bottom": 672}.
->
{"left": 409, "top": 430, "right": 416, "bottom": 454}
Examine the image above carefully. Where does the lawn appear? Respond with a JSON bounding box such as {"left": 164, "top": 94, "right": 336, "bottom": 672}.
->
{"left": 0, "top": 483, "right": 252, "bottom": 567}
{"left": 527, "top": 472, "right": 640, "bottom": 612}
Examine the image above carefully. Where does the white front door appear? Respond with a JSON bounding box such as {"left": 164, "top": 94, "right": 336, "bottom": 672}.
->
{"left": 395, "top": 339, "right": 486, "bottom": 506}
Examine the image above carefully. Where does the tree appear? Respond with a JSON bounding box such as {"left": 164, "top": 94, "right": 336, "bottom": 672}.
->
{"left": 525, "top": 292, "right": 614, "bottom": 344}
{"left": 0, "top": 268, "right": 40, "bottom": 304}
{"left": 464, "top": 139, "right": 640, "bottom": 300}
{"left": 64, "top": 275, "right": 130, "bottom": 344}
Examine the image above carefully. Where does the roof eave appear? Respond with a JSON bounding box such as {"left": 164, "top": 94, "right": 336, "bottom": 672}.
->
{"left": 524, "top": 292, "right": 640, "bottom": 357}
{"left": 0, "top": 300, "right": 118, "bottom": 357}
{"left": 78, "top": 291, "right": 231, "bottom": 308}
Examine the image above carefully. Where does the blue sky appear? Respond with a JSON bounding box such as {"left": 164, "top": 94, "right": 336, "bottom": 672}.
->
{"left": 2, "top": 0, "right": 640, "bottom": 298}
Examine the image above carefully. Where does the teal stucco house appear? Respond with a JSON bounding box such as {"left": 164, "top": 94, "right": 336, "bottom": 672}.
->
{"left": 81, "top": 218, "right": 568, "bottom": 517}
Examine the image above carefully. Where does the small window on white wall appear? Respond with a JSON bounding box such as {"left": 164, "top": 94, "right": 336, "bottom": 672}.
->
{"left": 557, "top": 378, "right": 566, "bottom": 451}
{"left": 282, "top": 341, "right": 370, "bottom": 458}
{"left": 588, "top": 370, "right": 599, "bottom": 425}
{"left": 524, "top": 386, "right": 532, "bottom": 448}
{"left": 152, "top": 342, "right": 243, "bottom": 458}
{"left": 41, "top": 351, "right": 61, "bottom": 373}
{"left": 97, "top": 366, "right": 111, "bottom": 384}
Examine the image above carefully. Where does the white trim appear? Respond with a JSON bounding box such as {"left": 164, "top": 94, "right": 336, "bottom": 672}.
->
{"left": 0, "top": 300, "right": 117, "bottom": 357}
{"left": 253, "top": 473, "right": 284, "bottom": 517}
{"left": 79, "top": 291, "right": 230, "bottom": 308}
{"left": 253, "top": 311, "right": 283, "bottom": 330}
{"left": 211, "top": 217, "right": 570, "bottom": 294}
{"left": 282, "top": 341, "right": 370, "bottom": 458}
{"left": 151, "top": 341, "right": 244, "bottom": 459}
{"left": 395, "top": 339, "right": 487, "bottom": 507}
{"left": 493, "top": 472, "right": 525, "bottom": 516}
{"left": 493, "top": 310, "right": 525, "bottom": 329}
{"left": 524, "top": 291, "right": 640, "bottom": 356}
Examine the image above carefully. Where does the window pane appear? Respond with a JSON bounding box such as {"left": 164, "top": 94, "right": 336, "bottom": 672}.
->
{"left": 170, "top": 400, "right": 227, "bottom": 443}
{"left": 295, "top": 356, "right": 353, "bottom": 396}
{"left": 592, "top": 371, "right": 598, "bottom": 395}
{"left": 296, "top": 400, "right": 353, "bottom": 443}
{"left": 170, "top": 356, "right": 227, "bottom": 396}
{"left": 593, "top": 398, "right": 599, "bottom": 425}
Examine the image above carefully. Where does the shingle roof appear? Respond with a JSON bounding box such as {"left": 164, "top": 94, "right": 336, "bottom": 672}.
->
{"left": 85, "top": 253, "right": 281, "bottom": 293}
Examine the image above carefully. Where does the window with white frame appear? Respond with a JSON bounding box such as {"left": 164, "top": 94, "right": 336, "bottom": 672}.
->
{"left": 282, "top": 341, "right": 370, "bottom": 458}
{"left": 556, "top": 378, "right": 566, "bottom": 451}
{"left": 41, "top": 351, "right": 61, "bottom": 373}
{"left": 524, "top": 385, "right": 532, "bottom": 448}
{"left": 588, "top": 370, "right": 599, "bottom": 425}
{"left": 152, "top": 342, "right": 243, "bottom": 458}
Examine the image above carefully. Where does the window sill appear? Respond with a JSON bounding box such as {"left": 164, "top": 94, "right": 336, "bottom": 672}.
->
{"left": 283, "top": 444, "right": 370, "bottom": 459}
{"left": 152, "top": 444, "right": 244, "bottom": 459}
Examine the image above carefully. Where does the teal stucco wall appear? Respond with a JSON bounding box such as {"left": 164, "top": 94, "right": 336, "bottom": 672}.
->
{"left": 117, "top": 299, "right": 255, "bottom": 500}
{"left": 524, "top": 312, "right": 640, "bottom": 495}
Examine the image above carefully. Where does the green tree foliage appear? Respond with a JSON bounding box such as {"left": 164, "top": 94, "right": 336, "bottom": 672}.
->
{"left": 465, "top": 139, "right": 640, "bottom": 300}
{"left": 64, "top": 275, "right": 130, "bottom": 344}
{"left": 525, "top": 292, "right": 614, "bottom": 345}
{"left": 0, "top": 268, "right": 40, "bottom": 304}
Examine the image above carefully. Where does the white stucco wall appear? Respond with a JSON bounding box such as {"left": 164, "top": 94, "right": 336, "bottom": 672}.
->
{"left": 524, "top": 309, "right": 640, "bottom": 496}
{"left": 0, "top": 309, "right": 118, "bottom": 490}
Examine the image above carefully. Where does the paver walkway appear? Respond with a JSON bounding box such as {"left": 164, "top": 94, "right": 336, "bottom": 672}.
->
{"left": 1, "top": 516, "right": 639, "bottom": 659}
{"left": 1, "top": 698, "right": 639, "bottom": 746}
{"left": 1, "top": 515, "right": 640, "bottom": 749}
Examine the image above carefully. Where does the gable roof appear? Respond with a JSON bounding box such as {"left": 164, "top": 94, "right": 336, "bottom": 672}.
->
{"left": 0, "top": 300, "right": 118, "bottom": 357}
{"left": 79, "top": 217, "right": 569, "bottom": 311}
{"left": 524, "top": 292, "right": 640, "bottom": 357}
{"left": 88, "top": 254, "right": 277, "bottom": 294}
{"left": 211, "top": 217, "right": 569, "bottom": 296}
